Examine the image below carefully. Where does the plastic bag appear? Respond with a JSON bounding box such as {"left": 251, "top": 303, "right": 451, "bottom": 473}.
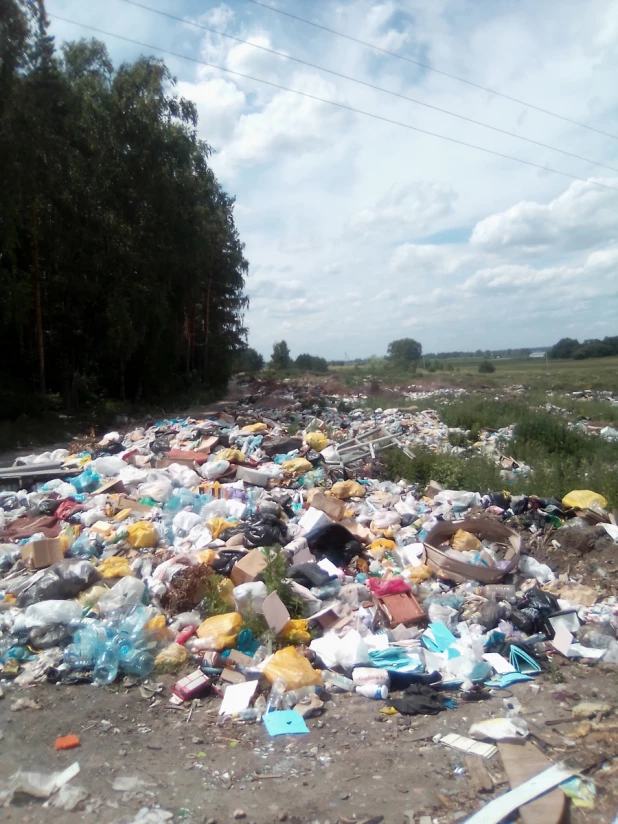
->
{"left": 469, "top": 717, "right": 529, "bottom": 741}
{"left": 195, "top": 612, "right": 242, "bottom": 650}
{"left": 91, "top": 456, "right": 126, "bottom": 477}
{"left": 519, "top": 555, "right": 555, "bottom": 583}
{"left": 166, "top": 464, "right": 201, "bottom": 488}
{"left": 562, "top": 489, "right": 608, "bottom": 510}
{"left": 218, "top": 448, "right": 245, "bottom": 464}
{"left": 331, "top": 480, "right": 365, "bottom": 499}
{"left": 206, "top": 518, "right": 235, "bottom": 539}
{"left": 97, "top": 577, "right": 145, "bottom": 615}
{"left": 72, "top": 469, "right": 101, "bottom": 494}
{"left": 280, "top": 619, "right": 311, "bottom": 645}
{"left": 22, "top": 600, "right": 82, "bottom": 628}
{"left": 239, "top": 423, "right": 268, "bottom": 434}
{"left": 304, "top": 432, "right": 328, "bottom": 451}
{"left": 98, "top": 556, "right": 134, "bottom": 578}
{"left": 233, "top": 582, "right": 268, "bottom": 615}
{"left": 127, "top": 521, "right": 158, "bottom": 548}
{"left": 264, "top": 645, "right": 323, "bottom": 689}
{"left": 281, "top": 457, "right": 313, "bottom": 476}
{"left": 154, "top": 642, "right": 190, "bottom": 673}
{"left": 172, "top": 511, "right": 202, "bottom": 535}
{"left": 201, "top": 460, "right": 230, "bottom": 480}
{"left": 451, "top": 529, "right": 481, "bottom": 551}
{"left": 137, "top": 476, "right": 173, "bottom": 503}
{"left": 18, "top": 560, "right": 100, "bottom": 607}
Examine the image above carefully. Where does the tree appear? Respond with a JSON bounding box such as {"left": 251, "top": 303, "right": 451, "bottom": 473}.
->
{"left": 234, "top": 347, "right": 264, "bottom": 373}
{"left": 549, "top": 338, "right": 580, "bottom": 360}
{"left": 295, "top": 353, "right": 328, "bottom": 373}
{"left": 387, "top": 338, "right": 422, "bottom": 369}
{"left": 270, "top": 340, "right": 291, "bottom": 370}
{"left": 478, "top": 359, "right": 495, "bottom": 373}
{"left": 0, "top": 1, "right": 248, "bottom": 410}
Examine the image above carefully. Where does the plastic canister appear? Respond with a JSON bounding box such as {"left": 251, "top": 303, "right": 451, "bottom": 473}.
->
{"left": 352, "top": 667, "right": 390, "bottom": 687}
{"left": 355, "top": 684, "right": 388, "bottom": 700}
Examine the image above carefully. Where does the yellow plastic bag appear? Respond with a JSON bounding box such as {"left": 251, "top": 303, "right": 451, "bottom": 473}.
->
{"left": 451, "top": 529, "right": 482, "bottom": 551}
{"left": 217, "top": 577, "right": 235, "bottom": 606}
{"left": 239, "top": 423, "right": 268, "bottom": 434}
{"left": 196, "top": 549, "right": 218, "bottom": 566}
{"left": 196, "top": 612, "right": 242, "bottom": 649}
{"left": 408, "top": 563, "right": 432, "bottom": 583}
{"left": 280, "top": 619, "right": 311, "bottom": 645}
{"left": 218, "top": 448, "right": 245, "bottom": 464}
{"left": 98, "top": 556, "right": 134, "bottom": 578}
{"left": 368, "top": 538, "right": 395, "bottom": 558}
{"left": 77, "top": 583, "right": 109, "bottom": 608}
{"left": 304, "top": 432, "right": 328, "bottom": 452}
{"left": 562, "top": 489, "right": 608, "bottom": 510}
{"left": 154, "top": 642, "right": 190, "bottom": 673}
{"left": 281, "top": 457, "right": 313, "bottom": 476}
{"left": 206, "top": 517, "right": 235, "bottom": 539}
{"left": 127, "top": 521, "right": 158, "bottom": 548}
{"left": 145, "top": 614, "right": 172, "bottom": 643}
{"left": 264, "top": 646, "right": 323, "bottom": 690}
{"left": 331, "top": 480, "right": 365, "bottom": 499}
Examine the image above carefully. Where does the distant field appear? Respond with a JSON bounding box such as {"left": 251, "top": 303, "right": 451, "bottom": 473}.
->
{"left": 330, "top": 355, "right": 618, "bottom": 394}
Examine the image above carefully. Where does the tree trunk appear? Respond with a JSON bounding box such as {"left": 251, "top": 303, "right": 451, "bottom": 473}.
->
{"left": 31, "top": 201, "right": 46, "bottom": 394}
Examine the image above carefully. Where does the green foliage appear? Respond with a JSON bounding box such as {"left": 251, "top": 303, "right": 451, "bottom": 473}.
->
{"left": 0, "top": 3, "right": 248, "bottom": 411}
{"left": 270, "top": 340, "right": 291, "bottom": 370}
{"left": 478, "top": 359, "right": 495, "bottom": 373}
{"left": 447, "top": 430, "right": 470, "bottom": 448}
{"left": 550, "top": 335, "right": 618, "bottom": 361}
{"left": 387, "top": 338, "right": 422, "bottom": 370}
{"left": 233, "top": 347, "right": 264, "bottom": 373}
{"left": 384, "top": 447, "right": 503, "bottom": 492}
{"left": 295, "top": 353, "right": 328, "bottom": 373}
{"left": 261, "top": 545, "right": 304, "bottom": 618}
{"left": 201, "top": 574, "right": 233, "bottom": 617}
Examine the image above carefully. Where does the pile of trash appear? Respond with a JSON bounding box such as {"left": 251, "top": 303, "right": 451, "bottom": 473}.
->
{"left": 0, "top": 403, "right": 617, "bottom": 743}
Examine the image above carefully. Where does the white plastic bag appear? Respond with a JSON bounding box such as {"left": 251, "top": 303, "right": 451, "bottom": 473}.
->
{"left": 200, "top": 460, "right": 230, "bottom": 480}
{"left": 91, "top": 456, "right": 126, "bottom": 477}
{"left": 519, "top": 555, "right": 555, "bottom": 583}
{"left": 433, "top": 491, "right": 481, "bottom": 510}
{"left": 172, "top": 511, "right": 202, "bottom": 535}
{"left": 167, "top": 463, "right": 200, "bottom": 488}
{"left": 233, "top": 582, "right": 268, "bottom": 616}
{"left": 469, "top": 717, "right": 529, "bottom": 741}
{"left": 22, "top": 600, "right": 82, "bottom": 628}
{"left": 97, "top": 577, "right": 145, "bottom": 615}
{"left": 138, "top": 475, "right": 173, "bottom": 503}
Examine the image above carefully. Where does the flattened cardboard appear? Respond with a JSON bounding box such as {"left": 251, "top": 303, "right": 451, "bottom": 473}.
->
{"left": 20, "top": 538, "right": 64, "bottom": 569}
{"left": 115, "top": 495, "right": 153, "bottom": 514}
{"left": 262, "top": 591, "right": 291, "bottom": 634}
{"left": 306, "top": 490, "right": 345, "bottom": 522}
{"left": 230, "top": 549, "right": 268, "bottom": 586}
{"left": 96, "top": 478, "right": 126, "bottom": 494}
{"left": 498, "top": 741, "right": 567, "bottom": 824}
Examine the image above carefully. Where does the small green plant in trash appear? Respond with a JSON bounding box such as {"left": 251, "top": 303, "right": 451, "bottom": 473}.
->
{"left": 261, "top": 545, "right": 305, "bottom": 618}
{"left": 201, "top": 574, "right": 232, "bottom": 617}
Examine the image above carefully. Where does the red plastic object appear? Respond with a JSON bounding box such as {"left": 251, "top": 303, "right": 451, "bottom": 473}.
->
{"left": 367, "top": 577, "right": 411, "bottom": 597}
{"left": 176, "top": 625, "right": 196, "bottom": 646}
{"left": 55, "top": 735, "right": 81, "bottom": 750}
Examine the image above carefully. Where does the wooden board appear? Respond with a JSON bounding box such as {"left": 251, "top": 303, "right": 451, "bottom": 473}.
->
{"left": 498, "top": 741, "right": 567, "bottom": 824}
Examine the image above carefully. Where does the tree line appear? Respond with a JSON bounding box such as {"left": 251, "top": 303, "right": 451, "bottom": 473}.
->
{"left": 549, "top": 336, "right": 618, "bottom": 361}
{"left": 1, "top": 0, "right": 248, "bottom": 413}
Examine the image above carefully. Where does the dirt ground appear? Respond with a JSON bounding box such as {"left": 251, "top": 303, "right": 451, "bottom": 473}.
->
{"left": 1, "top": 661, "right": 618, "bottom": 824}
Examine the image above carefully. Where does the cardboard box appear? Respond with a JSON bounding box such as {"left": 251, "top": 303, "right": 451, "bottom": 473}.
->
{"left": 377, "top": 592, "right": 426, "bottom": 628}
{"left": 196, "top": 435, "right": 220, "bottom": 453}
{"left": 236, "top": 466, "right": 270, "bottom": 487}
{"left": 20, "top": 538, "right": 64, "bottom": 569}
{"left": 114, "top": 495, "right": 153, "bottom": 514}
{"left": 96, "top": 478, "right": 126, "bottom": 495}
{"left": 298, "top": 507, "right": 333, "bottom": 534}
{"left": 172, "top": 670, "right": 211, "bottom": 702}
{"left": 424, "top": 519, "right": 520, "bottom": 584}
{"left": 307, "top": 490, "right": 345, "bottom": 522}
{"left": 165, "top": 449, "right": 209, "bottom": 465}
{"left": 230, "top": 549, "right": 268, "bottom": 586}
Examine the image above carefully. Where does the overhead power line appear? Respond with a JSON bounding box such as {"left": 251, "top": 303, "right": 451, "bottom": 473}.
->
{"left": 241, "top": 0, "right": 618, "bottom": 141}
{"left": 118, "top": 0, "right": 618, "bottom": 174}
{"left": 48, "top": 14, "right": 618, "bottom": 193}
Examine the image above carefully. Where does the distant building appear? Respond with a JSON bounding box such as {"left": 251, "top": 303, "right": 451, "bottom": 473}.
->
{"left": 529, "top": 351, "right": 546, "bottom": 358}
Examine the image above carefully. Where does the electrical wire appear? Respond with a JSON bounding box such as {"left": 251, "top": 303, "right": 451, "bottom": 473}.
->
{"left": 48, "top": 13, "right": 618, "bottom": 193}
{"left": 118, "top": 0, "right": 618, "bottom": 174}
{"left": 240, "top": 0, "right": 618, "bottom": 141}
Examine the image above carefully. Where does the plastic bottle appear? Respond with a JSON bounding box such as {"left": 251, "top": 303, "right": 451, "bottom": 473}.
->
{"left": 322, "top": 671, "right": 355, "bottom": 692}
{"left": 311, "top": 581, "right": 342, "bottom": 599}
{"left": 281, "top": 685, "right": 321, "bottom": 709}
{"left": 266, "top": 678, "right": 286, "bottom": 713}
{"left": 355, "top": 683, "right": 388, "bottom": 700}
{"left": 478, "top": 585, "right": 517, "bottom": 602}
{"left": 231, "top": 708, "right": 261, "bottom": 721}
{"left": 93, "top": 646, "right": 119, "bottom": 685}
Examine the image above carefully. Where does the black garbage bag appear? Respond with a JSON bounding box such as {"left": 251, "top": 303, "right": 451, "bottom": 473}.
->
{"left": 218, "top": 526, "right": 246, "bottom": 543}
{"left": 389, "top": 682, "right": 448, "bottom": 716}
{"left": 211, "top": 549, "right": 247, "bottom": 576}
{"left": 29, "top": 624, "right": 72, "bottom": 649}
{"left": 92, "top": 442, "right": 125, "bottom": 458}
{"left": 18, "top": 559, "right": 100, "bottom": 607}
{"left": 487, "top": 491, "right": 511, "bottom": 510}
{"left": 288, "top": 563, "right": 334, "bottom": 588}
{"left": 37, "top": 498, "right": 61, "bottom": 516}
{"left": 244, "top": 513, "right": 287, "bottom": 548}
{"left": 305, "top": 523, "right": 362, "bottom": 567}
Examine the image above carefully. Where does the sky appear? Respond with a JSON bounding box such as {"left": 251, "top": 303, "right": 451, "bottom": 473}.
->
{"left": 46, "top": 0, "right": 618, "bottom": 360}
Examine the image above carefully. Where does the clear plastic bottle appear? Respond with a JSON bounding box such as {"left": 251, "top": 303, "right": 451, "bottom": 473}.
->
{"left": 265, "top": 678, "right": 286, "bottom": 712}
{"left": 478, "top": 585, "right": 517, "bottom": 602}
{"left": 281, "top": 685, "right": 320, "bottom": 709}
{"left": 93, "top": 646, "right": 119, "bottom": 685}
{"left": 231, "top": 708, "right": 261, "bottom": 721}
{"left": 322, "top": 671, "right": 355, "bottom": 692}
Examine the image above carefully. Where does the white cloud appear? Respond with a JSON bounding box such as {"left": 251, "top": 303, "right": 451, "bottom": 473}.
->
{"left": 46, "top": 0, "right": 618, "bottom": 358}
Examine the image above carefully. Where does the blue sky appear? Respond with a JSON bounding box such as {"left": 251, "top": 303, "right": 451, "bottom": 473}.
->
{"left": 46, "top": 0, "right": 618, "bottom": 359}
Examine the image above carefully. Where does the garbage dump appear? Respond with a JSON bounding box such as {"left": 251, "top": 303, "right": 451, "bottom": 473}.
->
{"left": 1, "top": 387, "right": 617, "bottom": 820}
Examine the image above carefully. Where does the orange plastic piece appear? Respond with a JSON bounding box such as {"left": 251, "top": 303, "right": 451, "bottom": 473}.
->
{"left": 55, "top": 734, "right": 80, "bottom": 750}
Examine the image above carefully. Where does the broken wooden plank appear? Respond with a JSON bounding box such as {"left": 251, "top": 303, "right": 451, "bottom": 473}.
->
{"left": 465, "top": 755, "right": 493, "bottom": 793}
